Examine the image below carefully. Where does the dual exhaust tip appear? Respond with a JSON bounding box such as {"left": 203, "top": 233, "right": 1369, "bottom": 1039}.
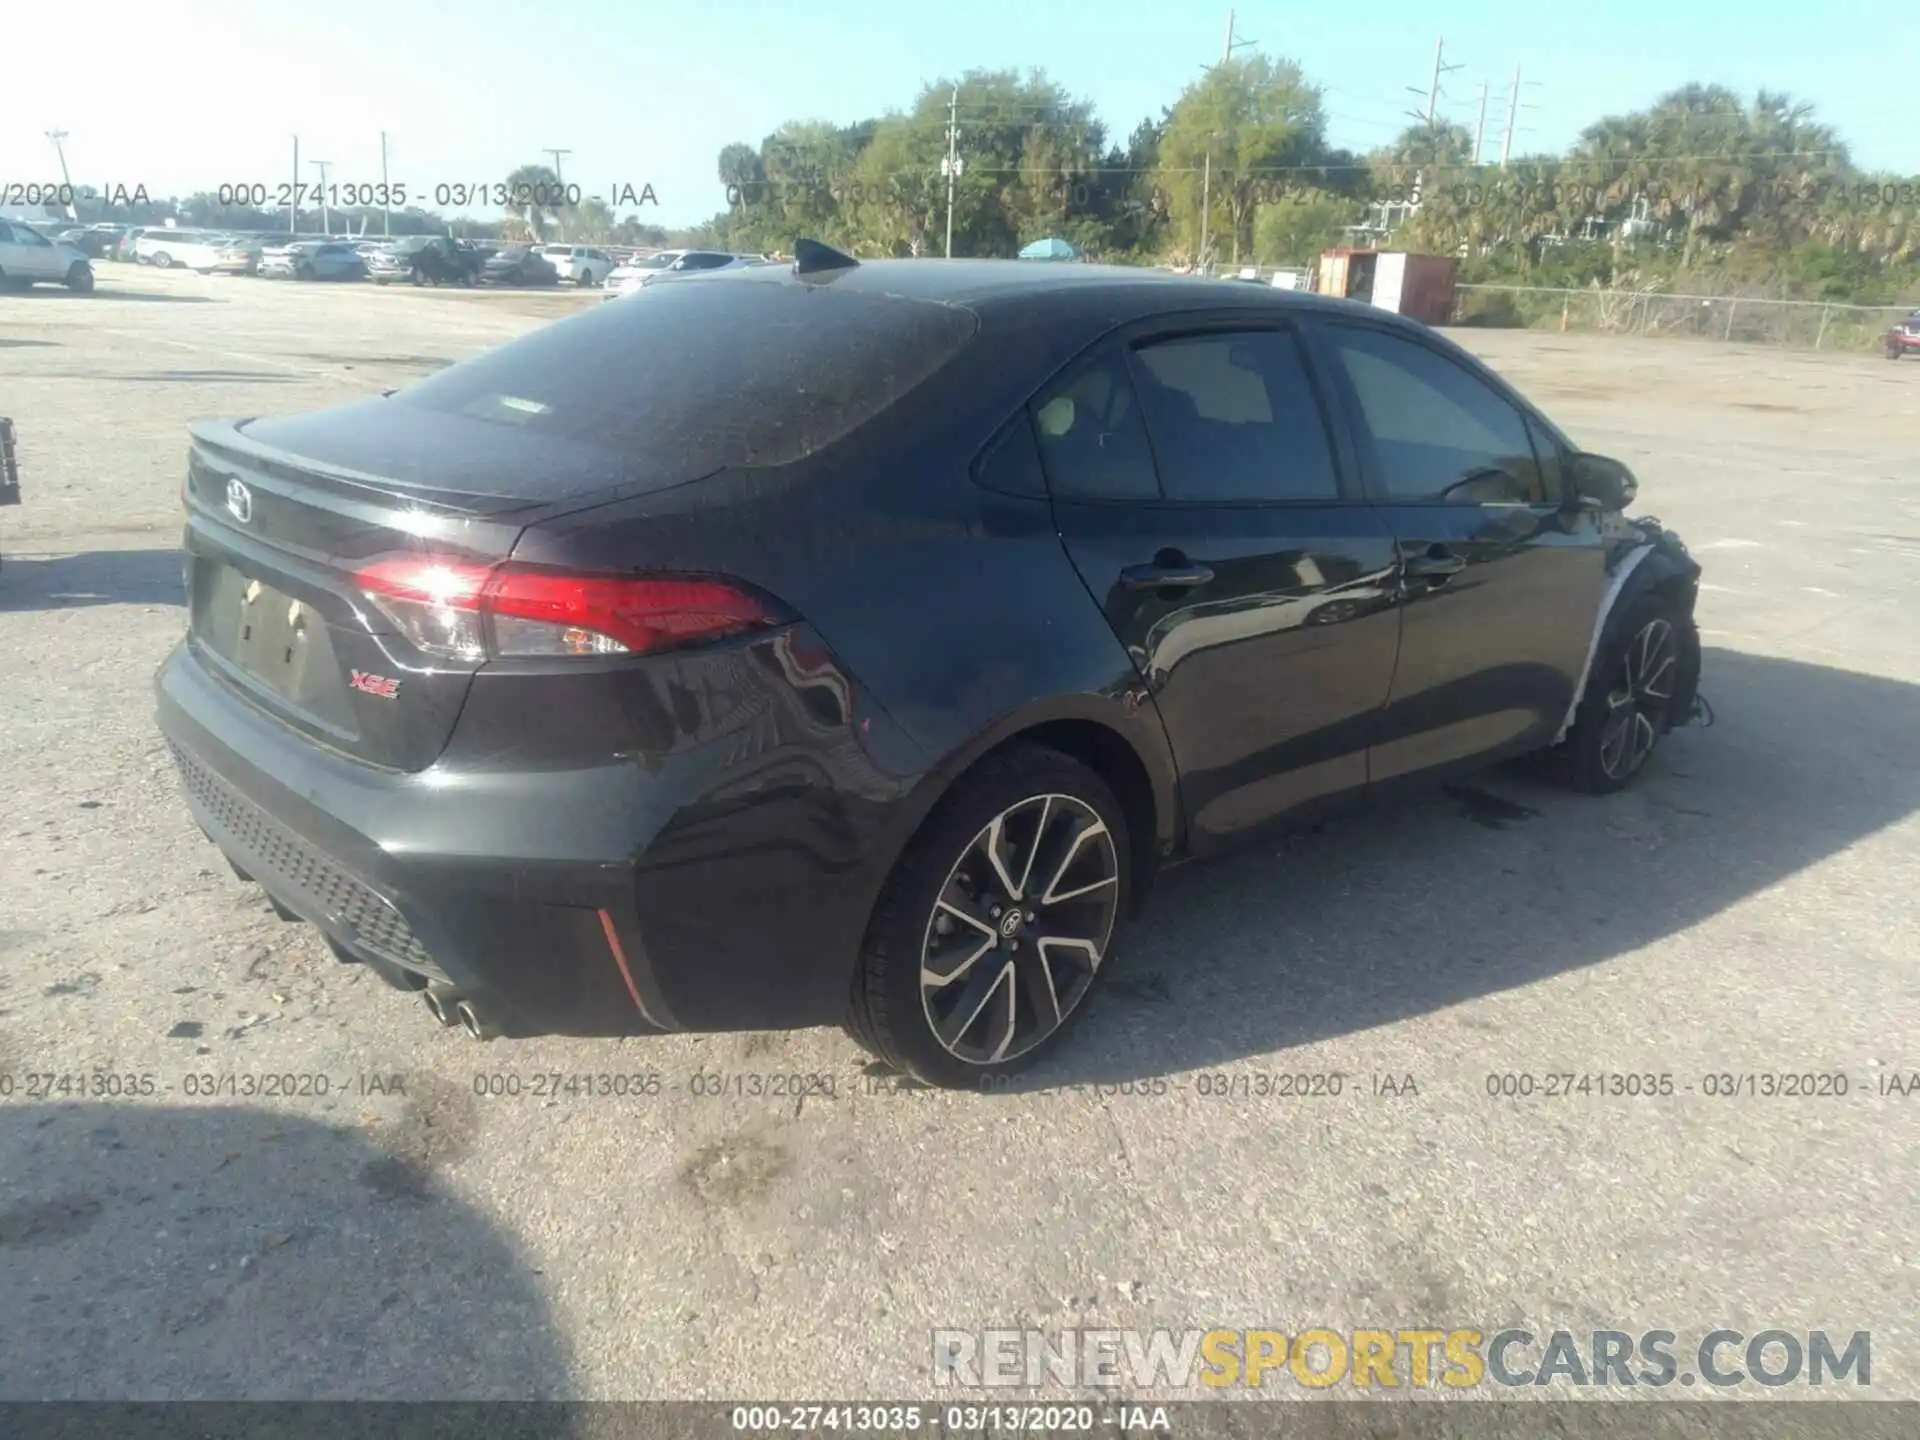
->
{"left": 423, "top": 983, "right": 500, "bottom": 1041}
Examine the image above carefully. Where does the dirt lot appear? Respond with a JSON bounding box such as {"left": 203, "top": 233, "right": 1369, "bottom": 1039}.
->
{"left": 2, "top": 265, "right": 1917, "bottom": 1404}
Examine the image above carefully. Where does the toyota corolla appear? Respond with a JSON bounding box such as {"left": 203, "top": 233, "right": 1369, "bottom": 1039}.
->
{"left": 155, "top": 241, "right": 1704, "bottom": 1087}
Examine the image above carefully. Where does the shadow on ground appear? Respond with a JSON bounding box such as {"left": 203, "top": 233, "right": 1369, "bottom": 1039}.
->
{"left": 1037, "top": 647, "right": 1920, "bottom": 1085}
{"left": 1, "top": 287, "right": 221, "bottom": 305}
{"left": 0, "top": 548, "right": 185, "bottom": 610}
{"left": 0, "top": 1098, "right": 572, "bottom": 1398}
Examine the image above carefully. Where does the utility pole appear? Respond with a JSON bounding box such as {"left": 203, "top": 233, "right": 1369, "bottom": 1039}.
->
{"left": 544, "top": 147, "right": 572, "bottom": 240}
{"left": 1198, "top": 14, "right": 1255, "bottom": 274}
{"left": 1501, "top": 66, "right": 1522, "bottom": 169}
{"left": 1198, "top": 148, "right": 1213, "bottom": 272}
{"left": 310, "top": 159, "right": 332, "bottom": 235}
{"left": 1474, "top": 82, "right": 1488, "bottom": 166}
{"left": 940, "top": 87, "right": 963, "bottom": 258}
{"left": 1220, "top": 8, "right": 1255, "bottom": 63}
{"left": 45, "top": 130, "right": 77, "bottom": 220}
{"left": 1403, "top": 37, "right": 1465, "bottom": 208}
{"left": 379, "top": 131, "right": 392, "bottom": 237}
{"left": 290, "top": 135, "right": 300, "bottom": 233}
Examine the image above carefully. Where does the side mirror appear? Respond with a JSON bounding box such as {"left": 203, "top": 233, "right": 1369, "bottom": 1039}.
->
{"left": 1566, "top": 452, "right": 1637, "bottom": 511}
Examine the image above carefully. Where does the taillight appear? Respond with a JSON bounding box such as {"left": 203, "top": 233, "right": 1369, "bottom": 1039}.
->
{"left": 353, "top": 555, "right": 780, "bottom": 661}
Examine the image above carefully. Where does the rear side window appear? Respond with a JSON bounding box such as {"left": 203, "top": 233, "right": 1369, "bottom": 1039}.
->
{"left": 1029, "top": 351, "right": 1160, "bottom": 501}
{"left": 1129, "top": 331, "right": 1340, "bottom": 502}
{"left": 393, "top": 277, "right": 977, "bottom": 475}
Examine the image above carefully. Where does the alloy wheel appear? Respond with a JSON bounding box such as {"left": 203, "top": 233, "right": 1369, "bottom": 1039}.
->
{"left": 919, "top": 793, "right": 1119, "bottom": 1066}
{"left": 1598, "top": 617, "right": 1676, "bottom": 781}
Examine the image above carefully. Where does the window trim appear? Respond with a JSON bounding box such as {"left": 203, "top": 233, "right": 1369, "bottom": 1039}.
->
{"left": 1304, "top": 315, "right": 1559, "bottom": 509}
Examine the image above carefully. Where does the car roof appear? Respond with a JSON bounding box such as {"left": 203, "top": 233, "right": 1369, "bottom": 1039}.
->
{"left": 705, "top": 256, "right": 1384, "bottom": 331}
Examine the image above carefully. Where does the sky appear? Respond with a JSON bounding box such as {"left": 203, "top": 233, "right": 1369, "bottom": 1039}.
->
{"left": 3, "top": 0, "right": 1915, "bottom": 228}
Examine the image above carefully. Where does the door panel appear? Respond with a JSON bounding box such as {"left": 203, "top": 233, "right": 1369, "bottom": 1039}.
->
{"left": 1055, "top": 500, "right": 1400, "bottom": 842}
{"left": 1371, "top": 504, "right": 1605, "bottom": 781}
{"left": 1035, "top": 322, "right": 1400, "bottom": 849}
{"left": 1311, "top": 319, "right": 1607, "bottom": 782}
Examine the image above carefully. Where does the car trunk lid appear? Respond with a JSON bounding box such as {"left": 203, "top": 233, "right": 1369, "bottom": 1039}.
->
{"left": 181, "top": 405, "right": 665, "bottom": 772}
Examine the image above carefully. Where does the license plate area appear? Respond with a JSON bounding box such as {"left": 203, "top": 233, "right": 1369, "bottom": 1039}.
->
{"left": 192, "top": 561, "right": 359, "bottom": 734}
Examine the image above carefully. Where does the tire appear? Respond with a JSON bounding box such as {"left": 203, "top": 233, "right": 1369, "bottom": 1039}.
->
{"left": 1552, "top": 592, "right": 1683, "bottom": 795}
{"left": 1888, "top": 345, "right": 1903, "bottom": 361}
{"left": 295, "top": 264, "right": 313, "bottom": 281}
{"left": 64, "top": 262, "right": 93, "bottom": 293}
{"left": 152, "top": 252, "right": 172, "bottom": 269}
{"left": 846, "top": 744, "right": 1131, "bottom": 1088}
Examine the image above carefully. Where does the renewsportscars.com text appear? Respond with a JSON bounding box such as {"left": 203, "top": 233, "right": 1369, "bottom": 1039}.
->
{"left": 932, "top": 1327, "right": 1872, "bottom": 1390}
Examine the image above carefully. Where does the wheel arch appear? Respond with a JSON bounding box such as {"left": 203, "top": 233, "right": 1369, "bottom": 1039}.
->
{"left": 875, "top": 697, "right": 1178, "bottom": 928}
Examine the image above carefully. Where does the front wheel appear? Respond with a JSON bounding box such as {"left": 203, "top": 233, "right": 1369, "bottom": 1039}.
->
{"left": 1553, "top": 593, "right": 1683, "bottom": 794}
{"left": 1888, "top": 344, "right": 1904, "bottom": 361}
{"left": 295, "top": 264, "right": 314, "bottom": 281}
{"left": 64, "top": 262, "right": 94, "bottom": 293}
{"left": 151, "top": 252, "right": 173, "bottom": 269}
{"left": 847, "top": 746, "right": 1130, "bottom": 1087}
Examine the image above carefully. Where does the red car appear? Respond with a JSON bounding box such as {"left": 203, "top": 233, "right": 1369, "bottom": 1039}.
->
{"left": 1886, "top": 309, "right": 1920, "bottom": 359}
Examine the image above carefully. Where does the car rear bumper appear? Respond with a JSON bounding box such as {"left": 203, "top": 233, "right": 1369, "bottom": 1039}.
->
{"left": 154, "top": 627, "right": 926, "bottom": 1039}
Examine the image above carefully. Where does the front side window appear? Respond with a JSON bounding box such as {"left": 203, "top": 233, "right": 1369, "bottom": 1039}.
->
{"left": 1129, "top": 330, "right": 1340, "bottom": 502}
{"left": 1324, "top": 324, "right": 1544, "bottom": 503}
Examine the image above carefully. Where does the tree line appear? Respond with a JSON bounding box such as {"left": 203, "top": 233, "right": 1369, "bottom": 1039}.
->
{"left": 691, "top": 66, "right": 1918, "bottom": 303}
{"left": 49, "top": 62, "right": 1920, "bottom": 303}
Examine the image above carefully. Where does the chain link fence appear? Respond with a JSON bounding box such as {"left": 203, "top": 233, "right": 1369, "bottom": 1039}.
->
{"left": 1451, "top": 284, "right": 1913, "bottom": 352}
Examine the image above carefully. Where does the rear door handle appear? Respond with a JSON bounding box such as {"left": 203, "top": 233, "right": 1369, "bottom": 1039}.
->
{"left": 1121, "top": 562, "right": 1215, "bottom": 592}
{"left": 1403, "top": 549, "right": 1466, "bottom": 580}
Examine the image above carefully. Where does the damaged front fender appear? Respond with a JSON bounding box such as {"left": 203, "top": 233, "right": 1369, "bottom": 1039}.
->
{"left": 1556, "top": 515, "right": 1705, "bottom": 745}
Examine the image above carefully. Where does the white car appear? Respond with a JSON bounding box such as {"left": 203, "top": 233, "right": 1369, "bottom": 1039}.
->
{"left": 0, "top": 218, "right": 94, "bottom": 292}
{"left": 602, "top": 249, "right": 759, "bottom": 300}
{"left": 135, "top": 230, "right": 228, "bottom": 271}
{"left": 537, "top": 245, "right": 617, "bottom": 286}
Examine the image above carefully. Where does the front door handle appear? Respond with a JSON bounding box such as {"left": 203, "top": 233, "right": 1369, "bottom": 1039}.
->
{"left": 1121, "top": 562, "right": 1215, "bottom": 592}
{"left": 1403, "top": 549, "right": 1466, "bottom": 580}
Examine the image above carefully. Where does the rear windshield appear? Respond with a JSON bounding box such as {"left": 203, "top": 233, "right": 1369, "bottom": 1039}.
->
{"left": 391, "top": 275, "right": 978, "bottom": 473}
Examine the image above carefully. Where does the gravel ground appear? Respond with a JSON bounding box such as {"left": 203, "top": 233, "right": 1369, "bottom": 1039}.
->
{"left": 1, "top": 265, "right": 1916, "bottom": 1405}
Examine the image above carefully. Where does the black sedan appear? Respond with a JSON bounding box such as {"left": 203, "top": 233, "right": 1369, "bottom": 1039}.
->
{"left": 479, "top": 246, "right": 558, "bottom": 286}
{"left": 154, "top": 241, "right": 1704, "bottom": 1086}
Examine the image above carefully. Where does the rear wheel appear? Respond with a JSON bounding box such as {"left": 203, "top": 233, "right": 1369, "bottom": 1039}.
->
{"left": 152, "top": 252, "right": 173, "bottom": 269}
{"left": 847, "top": 746, "right": 1129, "bottom": 1088}
{"left": 64, "top": 262, "right": 93, "bottom": 293}
{"left": 295, "top": 263, "right": 314, "bottom": 281}
{"left": 1553, "top": 593, "right": 1681, "bottom": 794}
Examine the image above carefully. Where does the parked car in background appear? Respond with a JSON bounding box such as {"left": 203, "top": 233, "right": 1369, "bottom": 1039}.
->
{"left": 479, "top": 246, "right": 559, "bottom": 286}
{"left": 293, "top": 241, "right": 367, "bottom": 282}
{"left": 1884, "top": 310, "right": 1920, "bottom": 359}
{"left": 112, "top": 228, "right": 150, "bottom": 262}
{"left": 209, "top": 234, "right": 283, "bottom": 275}
{"left": 538, "top": 245, "right": 615, "bottom": 286}
{"left": 55, "top": 227, "right": 121, "bottom": 260}
{"left": 136, "top": 230, "right": 228, "bottom": 271}
{"left": 0, "top": 219, "right": 95, "bottom": 291}
{"left": 603, "top": 249, "right": 753, "bottom": 300}
{"left": 368, "top": 235, "right": 482, "bottom": 286}
{"left": 259, "top": 240, "right": 364, "bottom": 281}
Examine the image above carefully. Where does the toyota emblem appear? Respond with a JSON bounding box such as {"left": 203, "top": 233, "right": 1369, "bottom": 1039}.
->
{"left": 225, "top": 477, "right": 253, "bottom": 524}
